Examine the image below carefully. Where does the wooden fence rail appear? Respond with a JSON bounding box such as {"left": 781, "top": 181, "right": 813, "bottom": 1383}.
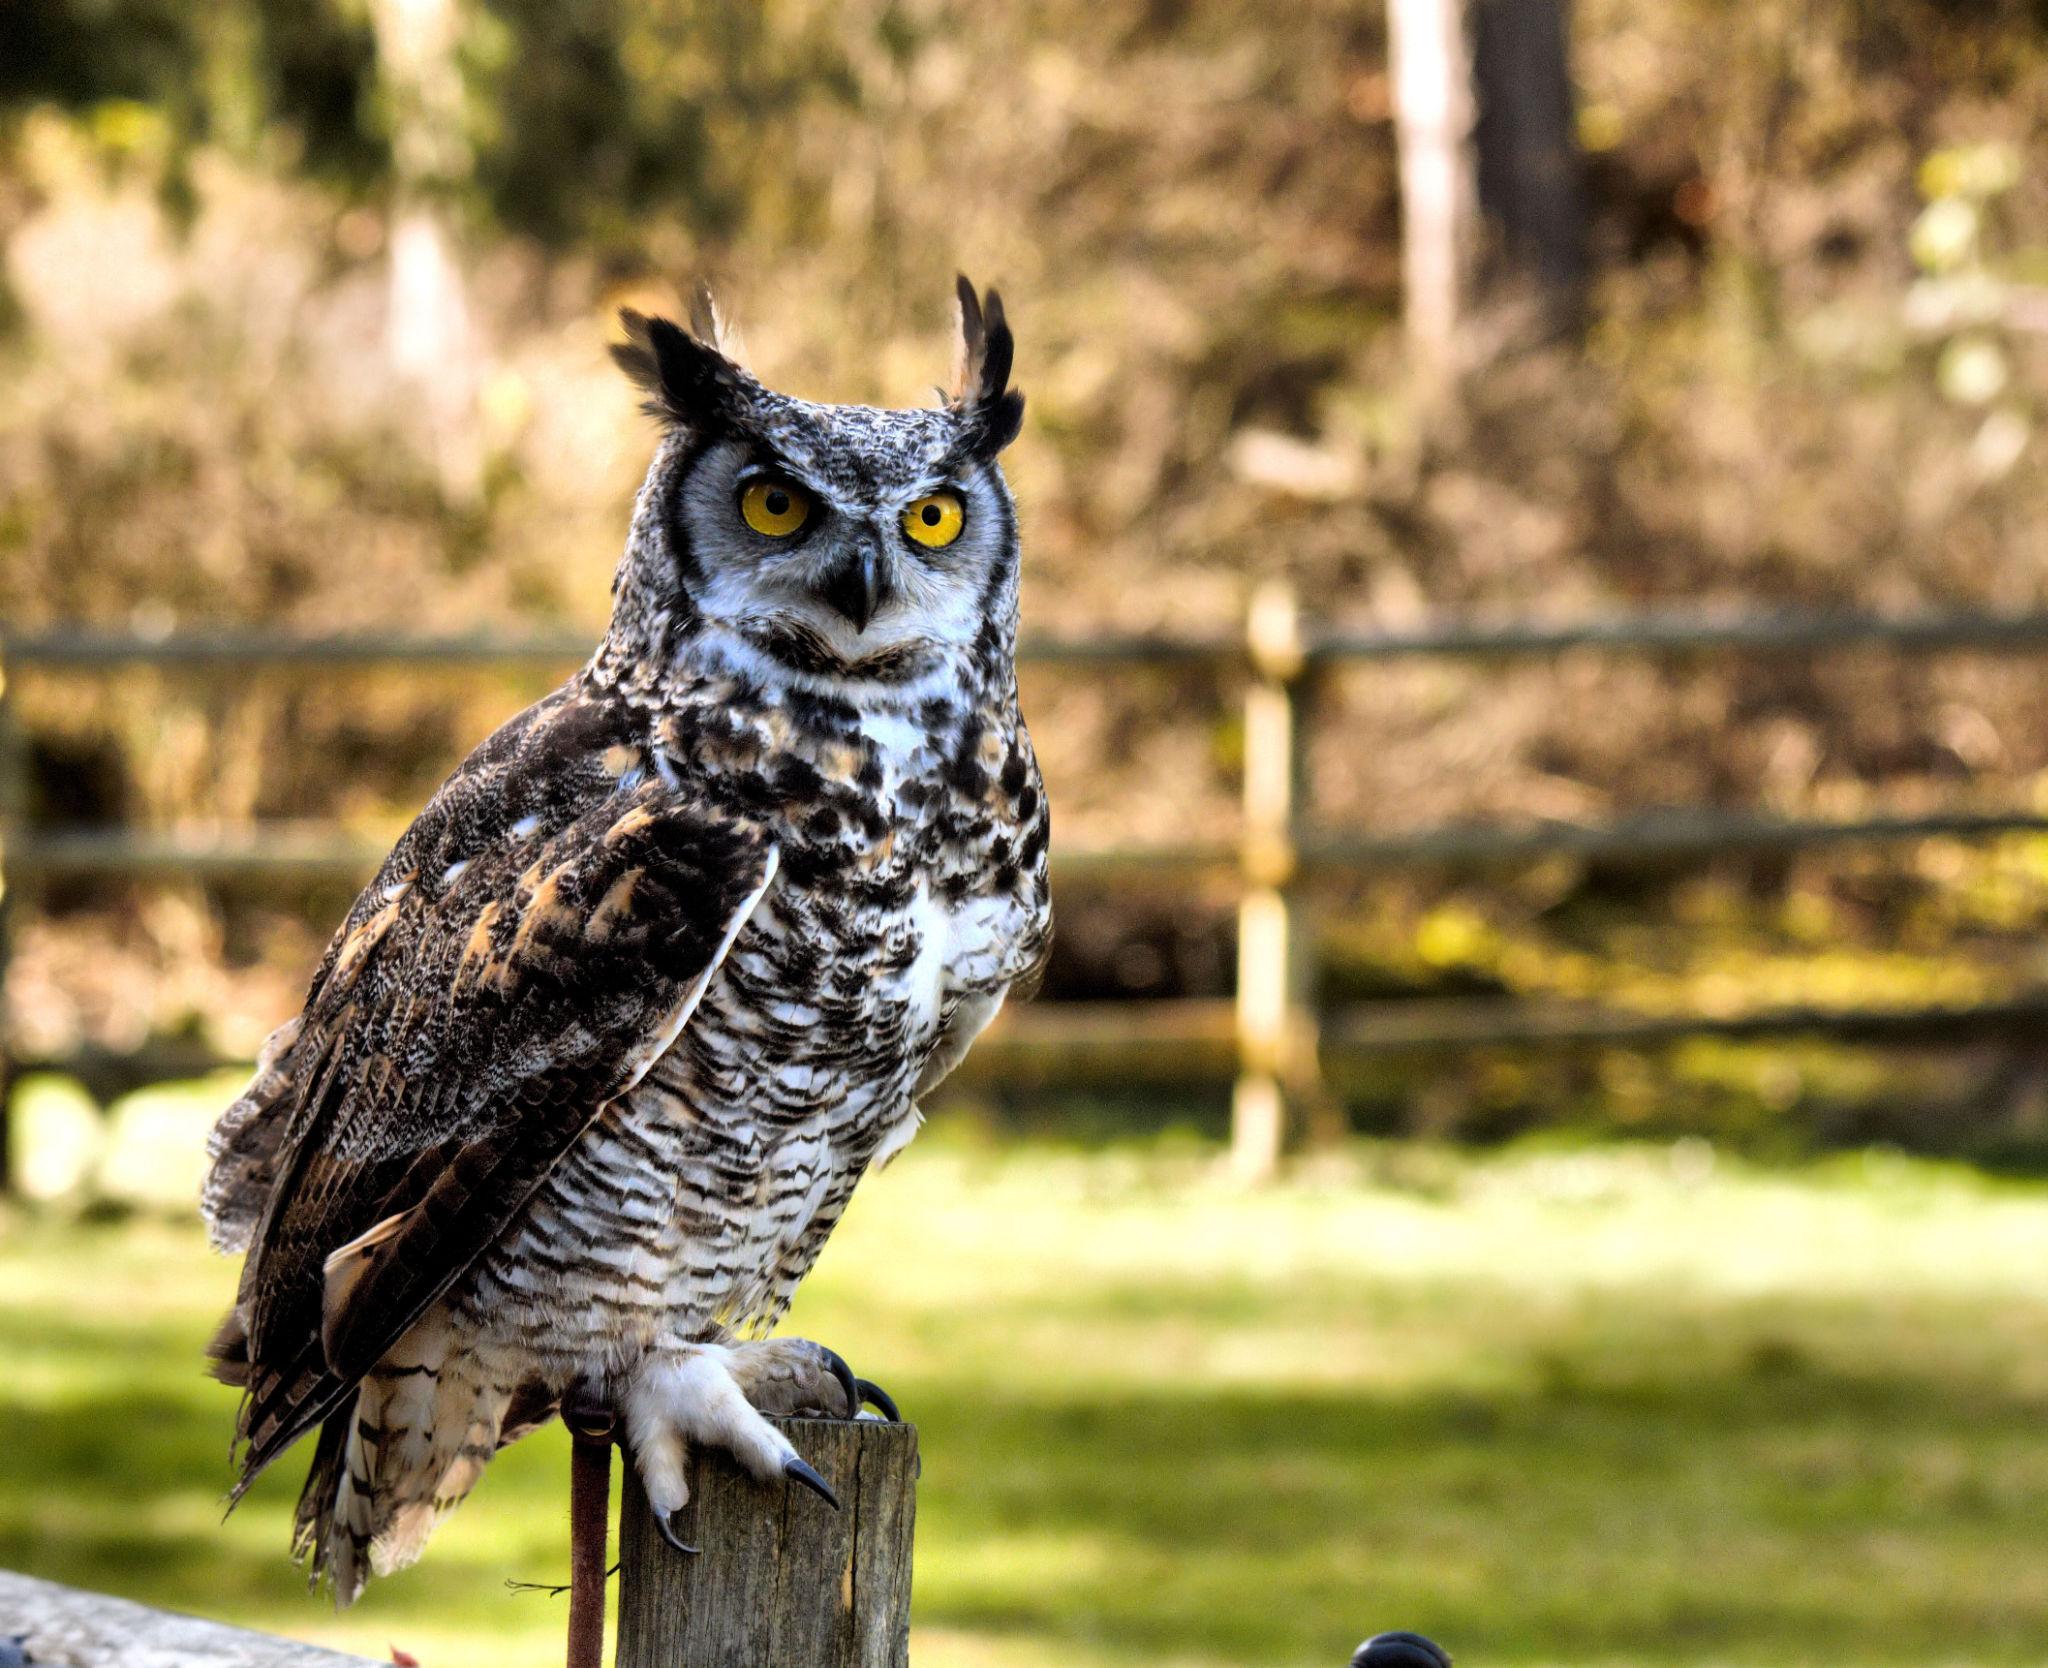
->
{"left": 0, "top": 1569, "right": 379, "bottom": 1665}
{"left": 7, "top": 596, "right": 2048, "bottom": 1180}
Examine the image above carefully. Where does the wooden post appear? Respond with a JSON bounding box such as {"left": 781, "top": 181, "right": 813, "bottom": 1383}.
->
{"left": 0, "top": 649, "right": 21, "bottom": 1195}
{"left": 615, "top": 1417, "right": 918, "bottom": 1668}
{"left": 1232, "top": 581, "right": 1326, "bottom": 1180}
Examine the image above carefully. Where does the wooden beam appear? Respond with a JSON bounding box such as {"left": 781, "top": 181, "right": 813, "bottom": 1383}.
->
{"left": 1311, "top": 607, "right": 2048, "bottom": 660}
{"left": 18, "top": 606, "right": 2048, "bottom": 671}
{"left": 0, "top": 1569, "right": 376, "bottom": 1666}
{"left": 1322, "top": 992, "right": 2048, "bottom": 1052}
{"left": 0, "top": 827, "right": 1243, "bottom": 884}
{"left": 0, "top": 627, "right": 1237, "bottom": 670}
{"left": 35, "top": 992, "right": 2048, "bottom": 1103}
{"left": 1299, "top": 808, "right": 2048, "bottom": 868}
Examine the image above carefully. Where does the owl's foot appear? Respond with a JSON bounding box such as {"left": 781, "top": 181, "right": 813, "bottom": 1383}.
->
{"left": 621, "top": 1340, "right": 895, "bottom": 1544}
{"left": 724, "top": 1336, "right": 899, "bottom": 1424}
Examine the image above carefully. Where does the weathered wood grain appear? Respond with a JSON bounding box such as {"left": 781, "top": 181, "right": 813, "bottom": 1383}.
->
{"left": 616, "top": 1416, "right": 918, "bottom": 1668}
{"left": 0, "top": 1569, "right": 377, "bottom": 1667}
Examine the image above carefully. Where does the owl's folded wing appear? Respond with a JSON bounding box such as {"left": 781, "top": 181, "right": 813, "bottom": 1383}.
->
{"left": 217, "top": 752, "right": 776, "bottom": 1493}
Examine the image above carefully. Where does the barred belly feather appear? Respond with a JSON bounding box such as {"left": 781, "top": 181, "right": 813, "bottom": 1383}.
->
{"left": 463, "top": 854, "right": 975, "bottom": 1368}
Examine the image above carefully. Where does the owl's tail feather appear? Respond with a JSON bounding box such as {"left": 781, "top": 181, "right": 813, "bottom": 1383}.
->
{"left": 309, "top": 1310, "right": 513, "bottom": 1606}
{"left": 291, "top": 1399, "right": 356, "bottom": 1590}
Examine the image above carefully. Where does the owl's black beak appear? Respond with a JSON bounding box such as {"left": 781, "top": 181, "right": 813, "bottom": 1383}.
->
{"left": 819, "top": 543, "right": 888, "bottom": 634}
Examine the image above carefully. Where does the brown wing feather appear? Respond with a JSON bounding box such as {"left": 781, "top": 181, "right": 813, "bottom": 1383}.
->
{"left": 201, "top": 1009, "right": 310, "bottom": 1254}
{"left": 209, "top": 682, "right": 776, "bottom": 1494}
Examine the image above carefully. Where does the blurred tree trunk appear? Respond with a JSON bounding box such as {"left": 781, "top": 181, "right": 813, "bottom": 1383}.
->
{"left": 367, "top": 0, "right": 481, "bottom": 501}
{"left": 1388, "top": 0, "right": 1478, "bottom": 387}
{"left": 1389, "top": 0, "right": 1585, "bottom": 379}
{"left": 1472, "top": 0, "right": 1586, "bottom": 332}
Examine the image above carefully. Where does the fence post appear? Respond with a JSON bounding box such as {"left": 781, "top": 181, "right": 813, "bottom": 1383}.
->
{"left": 615, "top": 1416, "right": 918, "bottom": 1667}
{"left": 0, "top": 648, "right": 20, "bottom": 1195}
{"left": 1232, "top": 580, "right": 1326, "bottom": 1180}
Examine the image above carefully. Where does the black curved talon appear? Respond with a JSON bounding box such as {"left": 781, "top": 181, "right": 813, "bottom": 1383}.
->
{"left": 783, "top": 1455, "right": 840, "bottom": 1510}
{"left": 1352, "top": 1632, "right": 1452, "bottom": 1668}
{"left": 854, "top": 1377, "right": 901, "bottom": 1422}
{"left": 655, "top": 1510, "right": 699, "bottom": 1556}
{"left": 817, "top": 1345, "right": 862, "bottom": 1421}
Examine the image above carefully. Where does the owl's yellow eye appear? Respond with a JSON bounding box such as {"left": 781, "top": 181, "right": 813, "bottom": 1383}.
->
{"left": 902, "top": 491, "right": 965, "bottom": 549}
{"left": 739, "top": 479, "right": 812, "bottom": 537}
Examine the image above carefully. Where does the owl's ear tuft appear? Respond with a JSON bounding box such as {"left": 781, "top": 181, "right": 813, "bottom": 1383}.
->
{"left": 686, "top": 284, "right": 751, "bottom": 369}
{"left": 948, "top": 275, "right": 1025, "bottom": 458}
{"left": 611, "top": 306, "right": 751, "bottom": 430}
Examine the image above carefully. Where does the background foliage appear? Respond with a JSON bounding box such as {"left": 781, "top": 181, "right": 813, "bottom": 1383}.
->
{"left": 9, "top": 1, "right": 2048, "bottom": 1155}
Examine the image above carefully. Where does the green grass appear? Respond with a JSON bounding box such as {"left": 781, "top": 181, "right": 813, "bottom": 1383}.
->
{"left": 6, "top": 1134, "right": 2048, "bottom": 1667}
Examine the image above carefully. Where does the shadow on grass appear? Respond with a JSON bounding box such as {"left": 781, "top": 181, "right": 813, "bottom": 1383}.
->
{"left": 905, "top": 1361, "right": 2048, "bottom": 1667}
{"left": 0, "top": 1385, "right": 574, "bottom": 1630}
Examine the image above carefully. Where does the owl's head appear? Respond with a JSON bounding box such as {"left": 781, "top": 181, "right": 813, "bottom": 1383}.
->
{"left": 606, "top": 277, "right": 1026, "bottom": 693}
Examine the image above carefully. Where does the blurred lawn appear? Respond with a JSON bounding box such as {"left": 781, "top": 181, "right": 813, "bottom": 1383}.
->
{"left": 5, "top": 1131, "right": 2048, "bottom": 1668}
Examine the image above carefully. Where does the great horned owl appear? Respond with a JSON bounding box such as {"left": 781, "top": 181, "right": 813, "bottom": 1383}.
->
{"left": 201, "top": 278, "right": 1050, "bottom": 1601}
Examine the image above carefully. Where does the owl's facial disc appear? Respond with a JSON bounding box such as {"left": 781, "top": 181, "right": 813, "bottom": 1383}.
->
{"left": 671, "top": 431, "right": 1011, "bottom": 684}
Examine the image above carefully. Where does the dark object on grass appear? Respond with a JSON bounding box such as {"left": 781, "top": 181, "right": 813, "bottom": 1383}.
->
{"left": 1353, "top": 1631, "right": 1452, "bottom": 1668}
